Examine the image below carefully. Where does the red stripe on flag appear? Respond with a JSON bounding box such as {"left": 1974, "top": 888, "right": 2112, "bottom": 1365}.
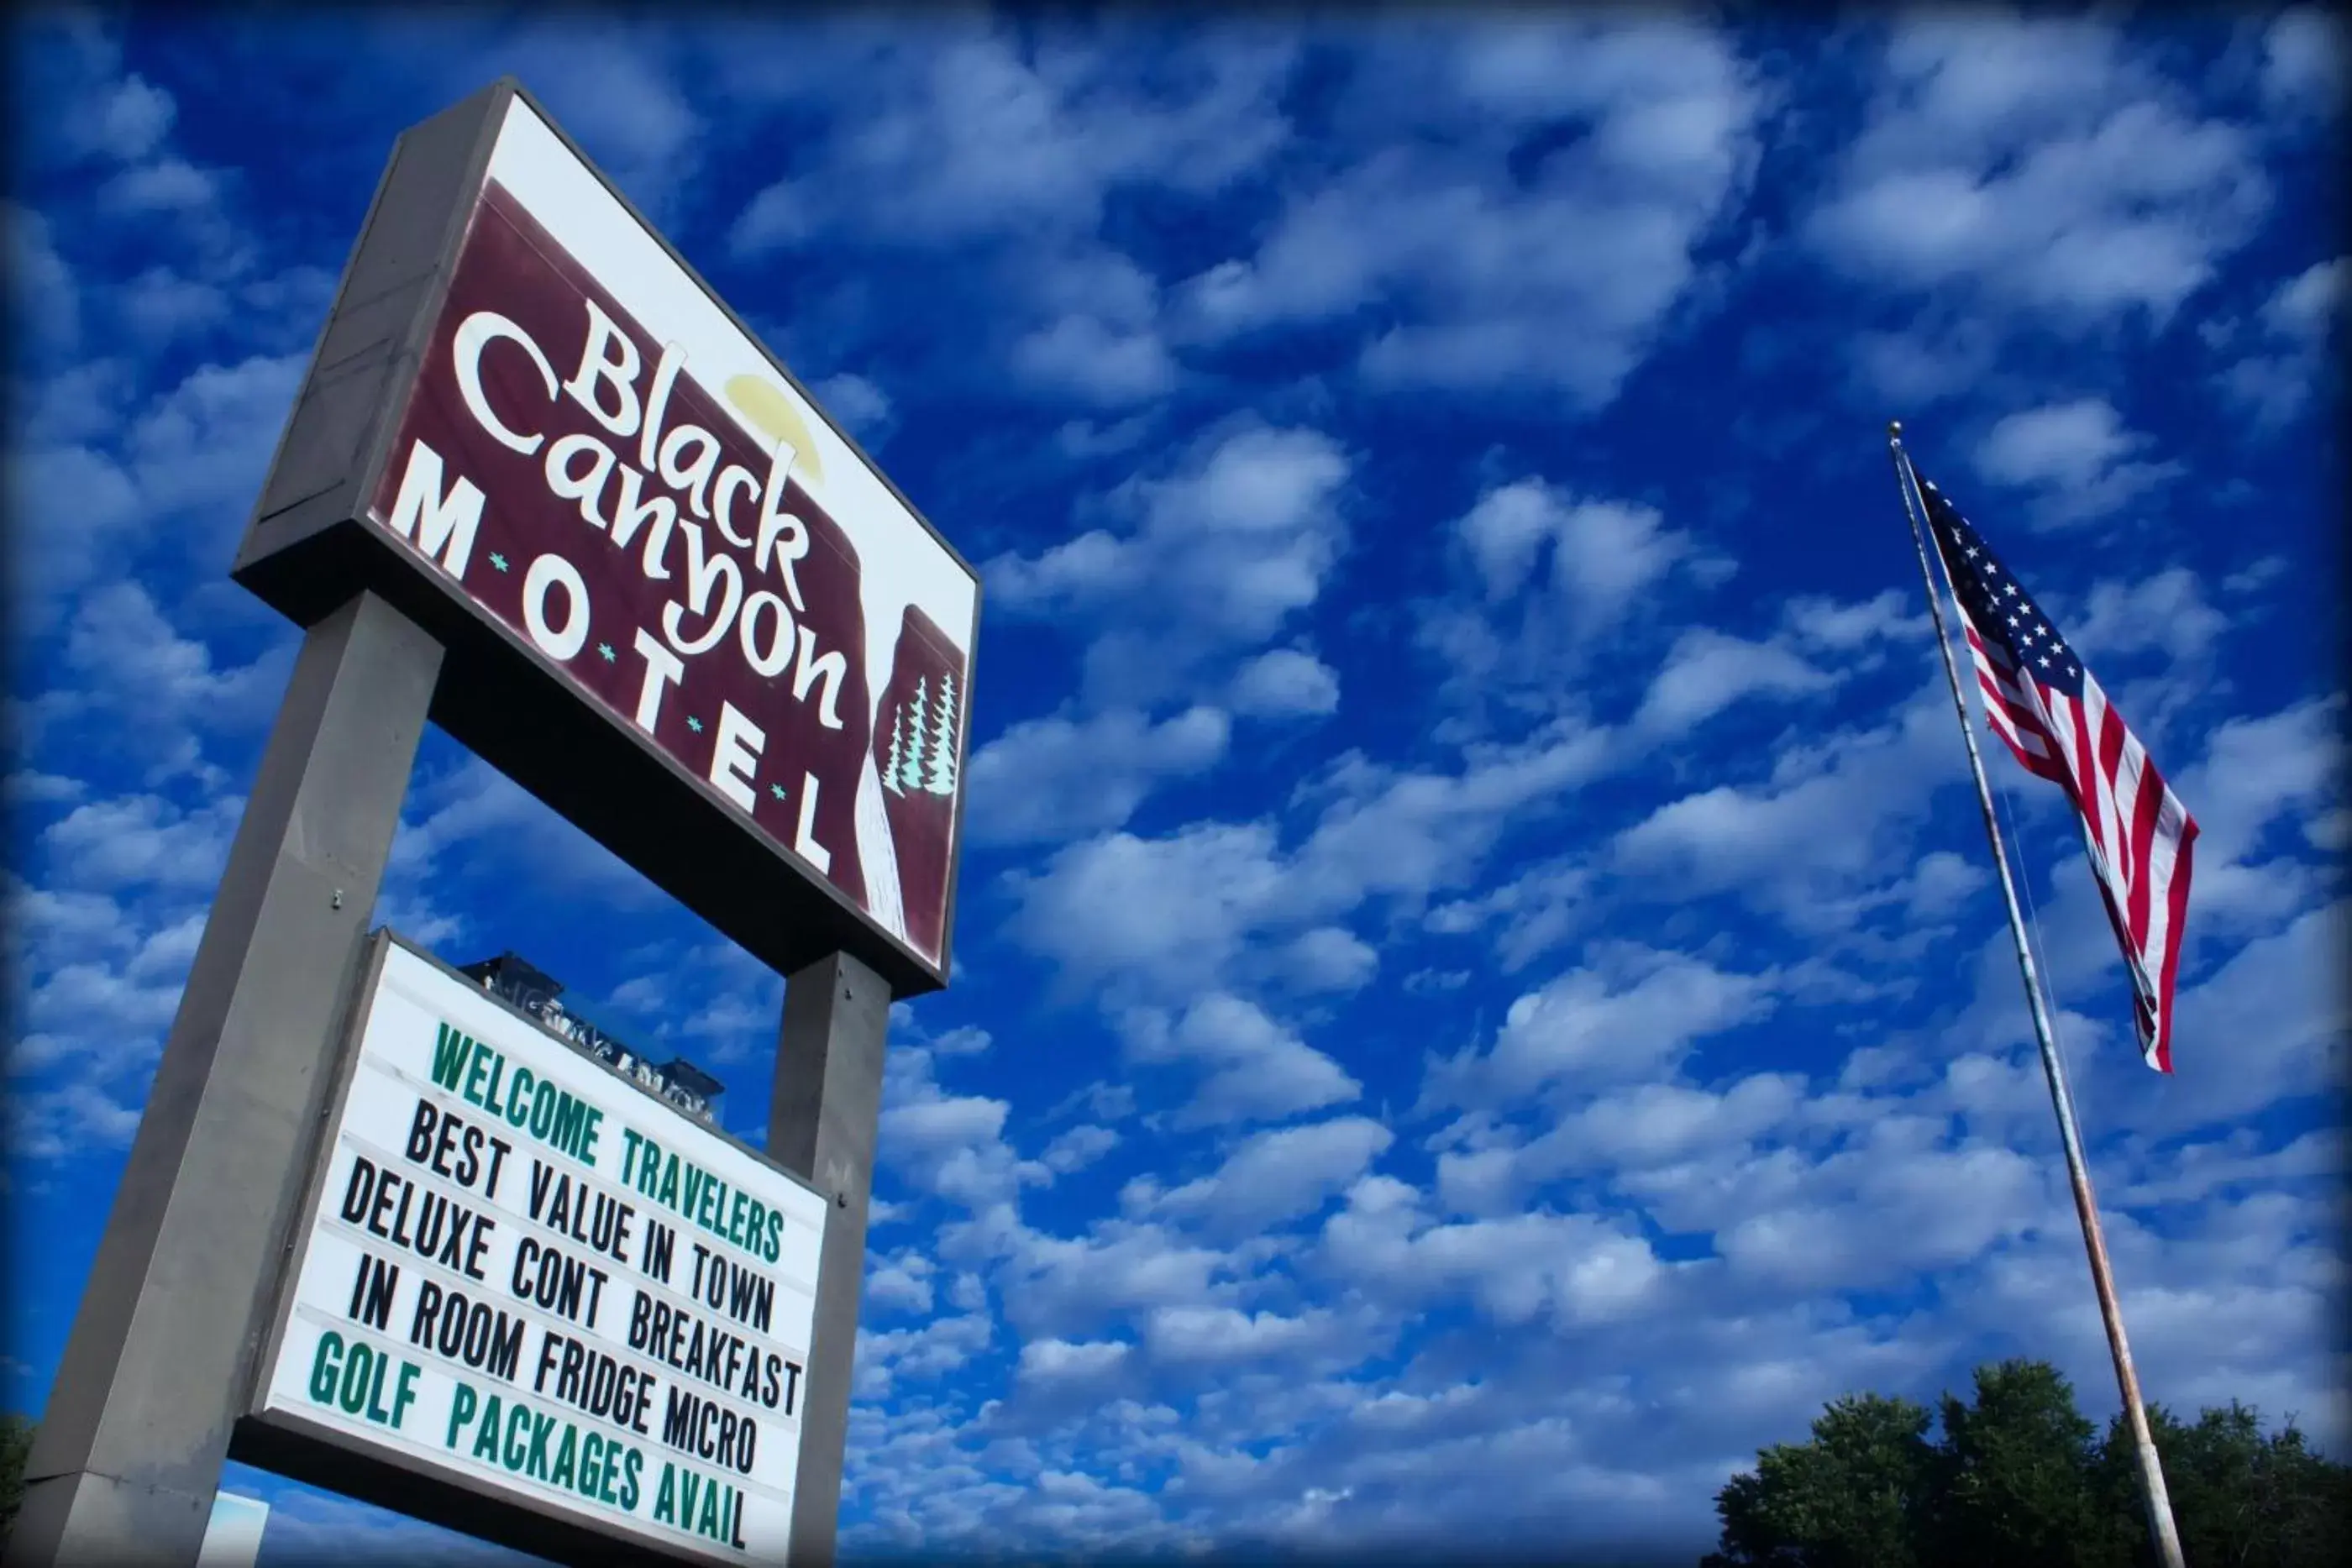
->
{"left": 2124, "top": 752, "right": 2163, "bottom": 952}
{"left": 2151, "top": 820, "right": 2198, "bottom": 1074}
{"left": 2066, "top": 693, "right": 2108, "bottom": 862}
{"left": 2097, "top": 702, "right": 2132, "bottom": 879}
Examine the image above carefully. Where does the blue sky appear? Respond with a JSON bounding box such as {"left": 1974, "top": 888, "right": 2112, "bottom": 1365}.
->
{"left": 4, "top": 6, "right": 2344, "bottom": 1564}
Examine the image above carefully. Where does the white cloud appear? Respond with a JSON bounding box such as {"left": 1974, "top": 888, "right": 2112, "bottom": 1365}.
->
{"left": 10, "top": 351, "right": 314, "bottom": 633}
{"left": 1040, "top": 1124, "right": 1120, "bottom": 1176}
{"left": 2153, "top": 899, "right": 2349, "bottom": 1130}
{"left": 115, "top": 265, "right": 228, "bottom": 345}
{"left": 728, "top": 180, "right": 811, "bottom": 255}
{"left": 1122, "top": 994, "right": 1360, "bottom": 1129}
{"left": 2260, "top": 258, "right": 2346, "bottom": 342}
{"left": 1844, "top": 315, "right": 2003, "bottom": 407}
{"left": 3, "top": 794, "right": 253, "bottom": 1156}
{"left": 1935, "top": 684, "right": 2342, "bottom": 1132}
{"left": 1053, "top": 412, "right": 1158, "bottom": 460}
{"left": 965, "top": 706, "right": 1230, "bottom": 847}
{"left": 1011, "top": 314, "right": 1179, "bottom": 406}
{"left": 390, "top": 756, "right": 665, "bottom": 912}
{"left": 2065, "top": 566, "right": 2229, "bottom": 677}
{"left": 885, "top": 1094, "right": 1013, "bottom": 1164}
{"left": 1713, "top": 1142, "right": 2049, "bottom": 1291}
{"left": 1634, "top": 628, "right": 1833, "bottom": 732}
{"left": 1457, "top": 480, "right": 1565, "bottom": 600}
{"left": 97, "top": 158, "right": 223, "bottom": 219}
{"left": 2217, "top": 257, "right": 2345, "bottom": 431}
{"left": 457, "top": 24, "right": 704, "bottom": 225}
{"left": 1143, "top": 1306, "right": 1341, "bottom": 1366}
{"left": 859, "top": 1310, "right": 996, "bottom": 1398}
{"left": 128, "top": 352, "right": 307, "bottom": 529}
{"left": 1425, "top": 856, "right": 1594, "bottom": 973}
{"left": 1178, "top": 20, "right": 1759, "bottom": 406}
{"left": 1009, "top": 821, "right": 1291, "bottom": 1001}
{"left": 1230, "top": 649, "right": 1340, "bottom": 717}
{"left": 2118, "top": 694, "right": 2345, "bottom": 947}
{"left": 6, "top": 448, "right": 139, "bottom": 633}
{"left": 1289, "top": 724, "right": 1617, "bottom": 917}
{"left": 2260, "top": 8, "right": 2344, "bottom": 116}
{"left": 70, "top": 71, "right": 176, "bottom": 163}
{"left": 915, "top": 1020, "right": 995, "bottom": 1058}
{"left": 2117, "top": 1128, "right": 2344, "bottom": 1208}
{"left": 2214, "top": 353, "right": 2313, "bottom": 433}
{"left": 989, "top": 422, "right": 1349, "bottom": 706}
{"left": 8, "top": 895, "right": 207, "bottom": 1084}
{"left": 1940, "top": 1190, "right": 2346, "bottom": 1452}
{"left": 1319, "top": 1177, "right": 1667, "bottom": 1329}
{"left": 1142, "top": 1116, "right": 1394, "bottom": 1238}
{"left": 811, "top": 372, "right": 895, "bottom": 447}
{"left": 1425, "top": 479, "right": 1722, "bottom": 715}
{"left": 1273, "top": 926, "right": 1378, "bottom": 995}
{"left": 1017, "top": 1337, "right": 1133, "bottom": 1386}
{"left": 1810, "top": 17, "right": 2267, "bottom": 328}
{"left": 1780, "top": 590, "right": 1920, "bottom": 655}
{"left": 1010, "top": 720, "right": 1616, "bottom": 1006}
{"left": 32, "top": 580, "right": 291, "bottom": 787}
{"left": 3, "top": 772, "right": 85, "bottom": 809}
{"left": 1903, "top": 850, "right": 1989, "bottom": 924}
{"left": 1456, "top": 479, "right": 1693, "bottom": 614}
{"left": 39, "top": 791, "right": 244, "bottom": 894}
{"left": 728, "top": 26, "right": 1295, "bottom": 253}
{"left": 866, "top": 1249, "right": 939, "bottom": 1315}
{"left": 1440, "top": 1073, "right": 1808, "bottom": 1218}
{"left": 1971, "top": 398, "right": 2182, "bottom": 527}
{"left": 6, "top": 203, "right": 81, "bottom": 354}
{"left": 988, "top": 1217, "right": 1242, "bottom": 1341}
{"left": 1428, "top": 947, "right": 1781, "bottom": 1109}
{"left": 1613, "top": 680, "right": 1961, "bottom": 925}
{"left": 714, "top": 24, "right": 1290, "bottom": 431}
{"left": 874, "top": 1037, "right": 1051, "bottom": 1211}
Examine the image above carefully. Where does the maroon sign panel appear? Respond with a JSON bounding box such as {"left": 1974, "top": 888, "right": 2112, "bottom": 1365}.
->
{"left": 364, "top": 180, "right": 968, "bottom": 968}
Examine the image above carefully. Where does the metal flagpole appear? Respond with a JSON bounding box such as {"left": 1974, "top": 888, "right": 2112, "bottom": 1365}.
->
{"left": 1885, "top": 421, "right": 2186, "bottom": 1568}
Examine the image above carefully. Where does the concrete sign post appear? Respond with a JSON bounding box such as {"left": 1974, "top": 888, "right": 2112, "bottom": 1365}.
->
{"left": 765, "top": 952, "right": 892, "bottom": 1568}
{"left": 8, "top": 594, "right": 444, "bottom": 1568}
{"left": 13, "top": 76, "right": 974, "bottom": 1568}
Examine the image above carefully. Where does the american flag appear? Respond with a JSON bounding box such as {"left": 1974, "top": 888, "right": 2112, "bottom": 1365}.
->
{"left": 1913, "top": 471, "right": 2199, "bottom": 1073}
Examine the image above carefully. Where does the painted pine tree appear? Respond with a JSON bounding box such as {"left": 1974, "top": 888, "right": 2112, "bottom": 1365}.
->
{"left": 882, "top": 701, "right": 906, "bottom": 795}
{"left": 925, "top": 673, "right": 959, "bottom": 795}
{"left": 897, "top": 678, "right": 930, "bottom": 792}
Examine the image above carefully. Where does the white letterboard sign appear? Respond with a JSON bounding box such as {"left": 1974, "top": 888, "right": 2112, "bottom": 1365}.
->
{"left": 256, "top": 937, "right": 827, "bottom": 1562}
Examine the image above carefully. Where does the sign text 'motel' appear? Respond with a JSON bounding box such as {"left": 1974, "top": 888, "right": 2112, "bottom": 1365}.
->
{"left": 234, "top": 78, "right": 979, "bottom": 998}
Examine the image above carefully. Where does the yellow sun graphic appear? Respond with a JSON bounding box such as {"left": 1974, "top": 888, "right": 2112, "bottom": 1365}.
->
{"left": 723, "top": 375, "right": 827, "bottom": 491}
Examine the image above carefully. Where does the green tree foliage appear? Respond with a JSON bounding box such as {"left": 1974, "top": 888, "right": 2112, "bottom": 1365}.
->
{"left": 1924, "top": 1360, "right": 2117, "bottom": 1566}
{"left": 1707, "top": 1362, "right": 2352, "bottom": 1568}
{"left": 1, "top": 1413, "right": 33, "bottom": 1544}
{"left": 2093, "top": 1401, "right": 2352, "bottom": 1568}
{"left": 1708, "top": 1393, "right": 1935, "bottom": 1568}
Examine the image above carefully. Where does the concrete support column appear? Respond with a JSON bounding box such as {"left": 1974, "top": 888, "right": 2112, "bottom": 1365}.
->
{"left": 8, "top": 593, "right": 442, "bottom": 1568}
{"left": 766, "top": 949, "right": 891, "bottom": 1568}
